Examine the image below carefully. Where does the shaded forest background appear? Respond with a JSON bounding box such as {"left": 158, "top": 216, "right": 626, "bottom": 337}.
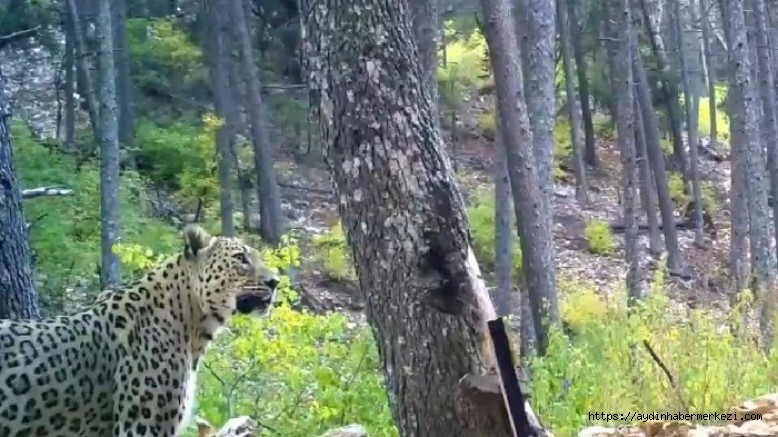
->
{"left": 2, "top": 0, "right": 778, "bottom": 435}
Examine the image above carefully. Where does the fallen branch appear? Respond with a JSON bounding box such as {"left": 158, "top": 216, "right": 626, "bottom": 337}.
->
{"left": 642, "top": 340, "right": 689, "bottom": 413}
{"left": 0, "top": 26, "right": 41, "bottom": 49}
{"left": 21, "top": 186, "right": 73, "bottom": 199}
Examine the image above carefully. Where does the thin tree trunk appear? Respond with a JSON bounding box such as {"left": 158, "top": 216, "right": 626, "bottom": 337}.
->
{"left": 633, "top": 93, "right": 662, "bottom": 256}
{"left": 66, "top": 0, "right": 100, "bottom": 142}
{"left": 96, "top": 0, "right": 121, "bottom": 287}
{"left": 0, "top": 76, "right": 41, "bottom": 320}
{"left": 112, "top": 0, "right": 136, "bottom": 169}
{"left": 480, "top": 0, "right": 560, "bottom": 356}
{"left": 673, "top": 0, "right": 705, "bottom": 245}
{"left": 699, "top": 0, "right": 718, "bottom": 150}
{"left": 568, "top": 0, "right": 597, "bottom": 166}
{"left": 640, "top": 0, "right": 688, "bottom": 178}
{"left": 410, "top": 0, "right": 440, "bottom": 125}
{"left": 607, "top": 0, "right": 643, "bottom": 303}
{"left": 630, "top": 35, "right": 687, "bottom": 274}
{"left": 225, "top": 0, "right": 285, "bottom": 244}
{"left": 205, "top": 0, "right": 236, "bottom": 237}
{"left": 558, "top": 0, "right": 589, "bottom": 204}
{"left": 64, "top": 10, "right": 77, "bottom": 153}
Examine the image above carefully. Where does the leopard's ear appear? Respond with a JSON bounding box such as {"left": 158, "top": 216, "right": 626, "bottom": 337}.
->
{"left": 181, "top": 225, "right": 214, "bottom": 260}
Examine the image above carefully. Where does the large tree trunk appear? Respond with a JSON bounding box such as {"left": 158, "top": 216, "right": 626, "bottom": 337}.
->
{"left": 205, "top": 0, "right": 236, "bottom": 237}
{"left": 301, "top": 0, "right": 530, "bottom": 435}
{"left": 410, "top": 0, "right": 440, "bottom": 125}
{"left": 0, "top": 72, "right": 41, "bottom": 320}
{"left": 96, "top": 0, "right": 122, "bottom": 287}
{"left": 494, "top": 121, "right": 514, "bottom": 317}
{"left": 724, "top": 0, "right": 776, "bottom": 347}
{"left": 480, "top": 0, "right": 560, "bottom": 356}
{"left": 225, "top": 0, "right": 285, "bottom": 244}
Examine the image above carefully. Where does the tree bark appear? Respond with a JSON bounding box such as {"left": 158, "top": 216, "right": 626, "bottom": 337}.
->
{"left": 410, "top": 0, "right": 440, "bottom": 125}
{"left": 606, "top": 0, "right": 643, "bottom": 303}
{"left": 65, "top": 0, "right": 100, "bottom": 143}
{"left": 64, "top": 8, "right": 77, "bottom": 153}
{"left": 0, "top": 73, "right": 41, "bottom": 320}
{"left": 494, "top": 121, "right": 514, "bottom": 317}
{"left": 672, "top": 0, "right": 704, "bottom": 245}
{"left": 633, "top": 93, "right": 662, "bottom": 257}
{"left": 725, "top": 0, "right": 776, "bottom": 347}
{"left": 205, "top": 0, "right": 236, "bottom": 237}
{"left": 557, "top": 0, "right": 588, "bottom": 204}
{"left": 753, "top": 0, "right": 778, "bottom": 268}
{"left": 699, "top": 0, "right": 718, "bottom": 150}
{"left": 96, "top": 0, "right": 122, "bottom": 287}
{"left": 301, "top": 0, "right": 538, "bottom": 434}
{"left": 112, "top": 0, "right": 136, "bottom": 169}
{"left": 567, "top": 0, "right": 597, "bottom": 167}
{"left": 225, "top": 0, "right": 285, "bottom": 244}
{"left": 480, "top": 0, "right": 560, "bottom": 356}
{"left": 630, "top": 33, "right": 687, "bottom": 275}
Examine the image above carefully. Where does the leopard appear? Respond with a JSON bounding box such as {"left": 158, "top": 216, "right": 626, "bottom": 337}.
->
{"left": 0, "top": 225, "right": 280, "bottom": 437}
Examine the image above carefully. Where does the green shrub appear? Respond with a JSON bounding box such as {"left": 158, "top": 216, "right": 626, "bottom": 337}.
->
{"left": 583, "top": 219, "right": 615, "bottom": 256}
{"left": 668, "top": 172, "right": 687, "bottom": 208}
{"left": 311, "top": 221, "right": 356, "bottom": 281}
{"left": 553, "top": 119, "right": 573, "bottom": 180}
{"left": 437, "top": 20, "right": 488, "bottom": 108}
{"left": 696, "top": 84, "right": 730, "bottom": 143}
{"left": 467, "top": 192, "right": 522, "bottom": 276}
{"left": 11, "top": 122, "right": 180, "bottom": 310}
{"left": 532, "top": 273, "right": 777, "bottom": 437}
{"left": 592, "top": 114, "right": 615, "bottom": 140}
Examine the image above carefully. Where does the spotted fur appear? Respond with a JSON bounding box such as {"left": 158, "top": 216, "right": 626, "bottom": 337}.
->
{"left": 0, "top": 225, "right": 279, "bottom": 437}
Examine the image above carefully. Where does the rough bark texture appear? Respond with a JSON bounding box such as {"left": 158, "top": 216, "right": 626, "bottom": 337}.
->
{"left": 0, "top": 72, "right": 41, "bottom": 320}
{"left": 480, "top": 0, "right": 560, "bottom": 356}
{"left": 753, "top": 0, "right": 778, "bottom": 266}
{"left": 410, "top": 0, "right": 440, "bottom": 124}
{"left": 558, "top": 0, "right": 588, "bottom": 204}
{"left": 226, "top": 0, "right": 285, "bottom": 244}
{"left": 607, "top": 0, "right": 643, "bottom": 302}
{"left": 567, "top": 0, "right": 597, "bottom": 167}
{"left": 631, "top": 35, "right": 686, "bottom": 274}
{"left": 205, "top": 0, "right": 236, "bottom": 237}
{"left": 64, "top": 9, "right": 77, "bottom": 152}
{"left": 494, "top": 122, "right": 514, "bottom": 317}
{"left": 301, "top": 1, "right": 515, "bottom": 435}
{"left": 97, "top": 0, "right": 122, "bottom": 287}
{"left": 725, "top": 0, "right": 776, "bottom": 346}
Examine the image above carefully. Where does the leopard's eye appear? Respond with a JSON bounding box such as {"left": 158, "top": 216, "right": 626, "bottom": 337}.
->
{"left": 233, "top": 253, "right": 248, "bottom": 264}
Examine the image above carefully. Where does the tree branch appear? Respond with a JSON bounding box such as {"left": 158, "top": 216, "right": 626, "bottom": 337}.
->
{"left": 21, "top": 186, "right": 74, "bottom": 199}
{"left": 0, "top": 26, "right": 42, "bottom": 49}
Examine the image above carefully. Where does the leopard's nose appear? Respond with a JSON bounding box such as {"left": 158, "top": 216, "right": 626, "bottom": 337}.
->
{"left": 264, "top": 278, "right": 279, "bottom": 289}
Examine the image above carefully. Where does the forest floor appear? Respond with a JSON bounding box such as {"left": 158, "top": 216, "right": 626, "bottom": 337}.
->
{"left": 276, "top": 95, "right": 737, "bottom": 323}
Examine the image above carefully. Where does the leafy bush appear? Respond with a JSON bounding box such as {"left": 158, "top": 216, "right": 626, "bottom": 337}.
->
{"left": 592, "top": 114, "right": 615, "bottom": 140}
{"left": 11, "top": 122, "right": 179, "bottom": 311}
{"left": 311, "top": 221, "right": 356, "bottom": 281}
{"left": 668, "top": 172, "right": 686, "bottom": 206}
{"left": 553, "top": 119, "right": 573, "bottom": 180}
{"left": 583, "top": 219, "right": 614, "bottom": 256}
{"left": 696, "top": 84, "right": 730, "bottom": 143}
{"left": 532, "top": 273, "right": 777, "bottom": 437}
{"left": 467, "top": 192, "right": 523, "bottom": 276}
{"left": 437, "top": 20, "right": 488, "bottom": 108}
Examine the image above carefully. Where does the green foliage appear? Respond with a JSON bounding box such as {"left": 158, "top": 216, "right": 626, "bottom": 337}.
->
{"left": 532, "top": 275, "right": 778, "bottom": 437}
{"left": 697, "top": 85, "right": 730, "bottom": 143}
{"left": 467, "top": 192, "right": 523, "bottom": 276}
{"left": 668, "top": 172, "right": 686, "bottom": 207}
{"left": 188, "top": 238, "right": 396, "bottom": 437}
{"left": 583, "top": 219, "right": 614, "bottom": 256}
{"left": 134, "top": 113, "right": 219, "bottom": 203}
{"left": 0, "top": 0, "right": 59, "bottom": 49}
{"left": 437, "top": 20, "right": 488, "bottom": 108}
{"left": 11, "top": 122, "right": 179, "bottom": 308}
{"left": 311, "top": 222, "right": 356, "bottom": 281}
{"left": 593, "top": 114, "right": 615, "bottom": 140}
{"left": 553, "top": 119, "right": 573, "bottom": 180}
